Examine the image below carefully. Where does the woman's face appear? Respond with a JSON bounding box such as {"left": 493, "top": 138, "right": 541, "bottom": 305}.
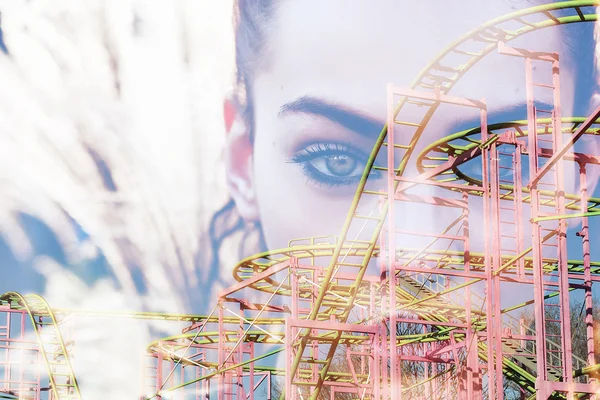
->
{"left": 230, "top": 0, "right": 588, "bottom": 250}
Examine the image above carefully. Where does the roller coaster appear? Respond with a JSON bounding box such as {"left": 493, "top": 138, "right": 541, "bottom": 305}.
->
{"left": 2, "top": 1, "right": 600, "bottom": 399}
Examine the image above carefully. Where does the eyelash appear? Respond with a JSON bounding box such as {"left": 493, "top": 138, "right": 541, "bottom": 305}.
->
{"left": 289, "top": 143, "right": 381, "bottom": 188}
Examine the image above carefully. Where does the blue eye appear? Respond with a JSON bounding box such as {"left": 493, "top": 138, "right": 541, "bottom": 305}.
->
{"left": 289, "top": 143, "right": 380, "bottom": 188}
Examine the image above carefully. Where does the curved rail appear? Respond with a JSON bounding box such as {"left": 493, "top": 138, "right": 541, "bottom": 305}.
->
{"left": 233, "top": 245, "right": 600, "bottom": 295}
{"left": 150, "top": 236, "right": 600, "bottom": 395}
{"left": 289, "top": 3, "right": 600, "bottom": 399}
{"left": 230, "top": 244, "right": 488, "bottom": 322}
{"left": 3, "top": 3, "right": 599, "bottom": 400}
{"left": 416, "top": 117, "right": 600, "bottom": 208}
{"left": 232, "top": 243, "right": 375, "bottom": 297}
{"left": 0, "top": 292, "right": 82, "bottom": 400}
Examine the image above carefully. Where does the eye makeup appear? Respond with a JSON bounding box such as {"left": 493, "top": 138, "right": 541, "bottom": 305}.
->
{"left": 289, "top": 142, "right": 382, "bottom": 188}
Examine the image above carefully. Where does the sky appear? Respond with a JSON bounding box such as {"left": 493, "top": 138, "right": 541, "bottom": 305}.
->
{"left": 0, "top": 1, "right": 235, "bottom": 398}
{"left": 0, "top": 1, "right": 599, "bottom": 399}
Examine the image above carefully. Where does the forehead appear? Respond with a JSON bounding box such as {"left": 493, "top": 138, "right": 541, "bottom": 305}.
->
{"left": 255, "top": 1, "right": 572, "bottom": 117}
{"left": 269, "top": 1, "right": 526, "bottom": 71}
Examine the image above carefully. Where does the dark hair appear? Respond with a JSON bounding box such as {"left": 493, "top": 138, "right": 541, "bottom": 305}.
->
{"left": 205, "top": 0, "right": 274, "bottom": 286}
{"left": 232, "top": 0, "right": 276, "bottom": 142}
{"left": 206, "top": 0, "right": 593, "bottom": 286}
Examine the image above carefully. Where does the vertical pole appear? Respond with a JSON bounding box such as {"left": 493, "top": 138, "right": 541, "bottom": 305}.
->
{"left": 4, "top": 312, "right": 9, "bottom": 394}
{"left": 387, "top": 83, "right": 399, "bottom": 399}
{"left": 218, "top": 302, "right": 225, "bottom": 400}
{"left": 525, "top": 56, "right": 549, "bottom": 389}
{"left": 168, "top": 360, "right": 176, "bottom": 400}
{"left": 481, "top": 103, "right": 497, "bottom": 400}
{"left": 371, "top": 283, "right": 381, "bottom": 400}
{"left": 181, "top": 365, "right": 185, "bottom": 400}
{"left": 30, "top": 312, "right": 40, "bottom": 399}
{"left": 311, "top": 271, "right": 318, "bottom": 387}
{"left": 141, "top": 353, "right": 146, "bottom": 399}
{"left": 156, "top": 345, "right": 163, "bottom": 400}
{"left": 196, "top": 352, "right": 202, "bottom": 400}
{"left": 288, "top": 258, "right": 298, "bottom": 400}
{"left": 431, "top": 359, "right": 438, "bottom": 399}
{"left": 19, "top": 337, "right": 25, "bottom": 398}
{"left": 203, "top": 349, "right": 210, "bottom": 400}
{"left": 249, "top": 343, "right": 255, "bottom": 400}
{"left": 378, "top": 192, "right": 387, "bottom": 400}
{"left": 444, "top": 372, "right": 450, "bottom": 399}
{"left": 381, "top": 319, "right": 388, "bottom": 400}
{"left": 285, "top": 319, "right": 293, "bottom": 400}
{"left": 579, "top": 163, "right": 595, "bottom": 368}
{"left": 290, "top": 259, "right": 299, "bottom": 321}
{"left": 463, "top": 191, "right": 475, "bottom": 400}
{"left": 452, "top": 331, "right": 466, "bottom": 399}
{"left": 490, "top": 142, "right": 505, "bottom": 400}
{"left": 551, "top": 58, "right": 574, "bottom": 385}
{"left": 422, "top": 325, "right": 431, "bottom": 400}
{"left": 513, "top": 146, "right": 525, "bottom": 279}
{"left": 237, "top": 307, "right": 244, "bottom": 400}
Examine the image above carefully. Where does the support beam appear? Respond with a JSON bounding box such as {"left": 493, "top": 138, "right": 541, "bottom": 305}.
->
{"left": 529, "top": 104, "right": 600, "bottom": 188}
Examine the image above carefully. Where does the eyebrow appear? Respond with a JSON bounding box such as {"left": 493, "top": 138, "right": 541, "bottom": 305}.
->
{"left": 280, "top": 97, "right": 551, "bottom": 140}
{"left": 446, "top": 102, "right": 555, "bottom": 134}
{"left": 279, "top": 96, "right": 384, "bottom": 138}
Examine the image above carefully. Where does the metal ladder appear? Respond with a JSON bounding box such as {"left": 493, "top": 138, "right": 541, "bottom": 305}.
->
{"left": 0, "top": 293, "right": 81, "bottom": 400}
{"left": 284, "top": 5, "right": 600, "bottom": 399}
{"left": 525, "top": 48, "right": 574, "bottom": 389}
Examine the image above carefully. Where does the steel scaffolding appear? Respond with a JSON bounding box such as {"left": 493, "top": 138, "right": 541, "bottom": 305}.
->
{"left": 3, "top": 1, "right": 600, "bottom": 399}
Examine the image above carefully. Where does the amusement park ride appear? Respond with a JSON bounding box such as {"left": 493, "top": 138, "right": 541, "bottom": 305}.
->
{"left": 3, "top": 1, "right": 600, "bottom": 399}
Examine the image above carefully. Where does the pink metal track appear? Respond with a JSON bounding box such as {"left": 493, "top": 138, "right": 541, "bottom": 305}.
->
{"left": 3, "top": 3, "right": 600, "bottom": 400}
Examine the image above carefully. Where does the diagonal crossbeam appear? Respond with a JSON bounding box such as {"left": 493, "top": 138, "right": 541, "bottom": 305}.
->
{"left": 529, "top": 104, "right": 600, "bottom": 188}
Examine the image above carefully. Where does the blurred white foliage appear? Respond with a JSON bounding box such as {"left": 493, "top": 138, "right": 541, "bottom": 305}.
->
{"left": 0, "top": 0, "right": 235, "bottom": 305}
{"left": 38, "top": 256, "right": 159, "bottom": 398}
{"left": 0, "top": 1, "right": 235, "bottom": 397}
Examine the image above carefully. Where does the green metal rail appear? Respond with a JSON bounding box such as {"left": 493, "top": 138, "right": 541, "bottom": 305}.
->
{"left": 3, "top": 3, "right": 600, "bottom": 400}
{"left": 0, "top": 292, "right": 82, "bottom": 400}
{"left": 286, "top": 2, "right": 600, "bottom": 399}
{"left": 417, "top": 117, "right": 600, "bottom": 211}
